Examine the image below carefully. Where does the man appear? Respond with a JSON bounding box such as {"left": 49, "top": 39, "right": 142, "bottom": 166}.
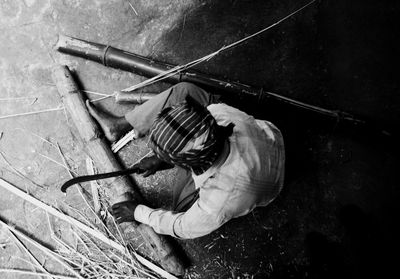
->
{"left": 87, "top": 82, "right": 285, "bottom": 239}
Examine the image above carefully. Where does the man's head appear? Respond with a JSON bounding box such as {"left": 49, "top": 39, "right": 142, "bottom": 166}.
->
{"left": 148, "top": 97, "right": 233, "bottom": 175}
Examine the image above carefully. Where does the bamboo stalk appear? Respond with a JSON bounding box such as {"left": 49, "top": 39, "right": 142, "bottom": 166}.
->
{"left": 77, "top": 231, "right": 121, "bottom": 270}
{"left": 52, "top": 65, "right": 185, "bottom": 276}
{"left": 53, "top": 235, "right": 110, "bottom": 275}
{"left": 48, "top": 212, "right": 132, "bottom": 278}
{"left": 8, "top": 230, "right": 56, "bottom": 279}
{"left": 71, "top": 230, "right": 91, "bottom": 255}
{"left": 0, "top": 178, "right": 178, "bottom": 279}
{"left": 0, "top": 219, "right": 85, "bottom": 279}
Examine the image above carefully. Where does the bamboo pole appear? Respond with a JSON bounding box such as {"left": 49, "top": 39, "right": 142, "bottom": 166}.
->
{"left": 51, "top": 65, "right": 184, "bottom": 276}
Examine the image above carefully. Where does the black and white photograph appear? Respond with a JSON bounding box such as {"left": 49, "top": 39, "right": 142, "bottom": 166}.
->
{"left": 0, "top": 0, "right": 399, "bottom": 278}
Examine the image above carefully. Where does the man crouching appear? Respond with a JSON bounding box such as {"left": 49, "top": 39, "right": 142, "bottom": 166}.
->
{"left": 87, "top": 82, "right": 285, "bottom": 239}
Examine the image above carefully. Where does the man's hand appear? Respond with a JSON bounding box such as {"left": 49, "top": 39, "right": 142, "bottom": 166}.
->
{"left": 110, "top": 200, "right": 139, "bottom": 224}
{"left": 133, "top": 155, "right": 173, "bottom": 177}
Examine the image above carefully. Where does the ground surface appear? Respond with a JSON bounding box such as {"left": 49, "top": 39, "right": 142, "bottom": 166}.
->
{"left": 1, "top": 0, "right": 399, "bottom": 278}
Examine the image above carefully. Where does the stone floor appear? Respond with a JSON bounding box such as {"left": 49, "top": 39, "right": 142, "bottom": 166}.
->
{"left": 1, "top": 0, "right": 399, "bottom": 278}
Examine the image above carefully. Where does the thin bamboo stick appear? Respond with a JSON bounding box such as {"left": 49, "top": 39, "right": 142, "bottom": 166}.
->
{"left": 8, "top": 230, "right": 56, "bottom": 279}
{"left": 0, "top": 107, "right": 64, "bottom": 120}
{"left": 51, "top": 237, "right": 98, "bottom": 275}
{"left": 0, "top": 220, "right": 84, "bottom": 279}
{"left": 14, "top": 128, "right": 56, "bottom": 147}
{"left": 0, "top": 151, "right": 44, "bottom": 188}
{"left": 90, "top": 93, "right": 115, "bottom": 103}
{"left": 71, "top": 230, "right": 91, "bottom": 255}
{"left": 83, "top": 90, "right": 113, "bottom": 97}
{"left": 121, "top": 0, "right": 316, "bottom": 93}
{"left": 86, "top": 157, "right": 101, "bottom": 214}
{"left": 0, "top": 178, "right": 178, "bottom": 279}
{"left": 0, "top": 269, "right": 76, "bottom": 279}
{"left": 0, "top": 178, "right": 121, "bottom": 251}
{"left": 126, "top": 0, "right": 139, "bottom": 16}
{"left": 37, "top": 152, "right": 78, "bottom": 175}
{"left": 53, "top": 236, "right": 110, "bottom": 275}
{"left": 0, "top": 97, "right": 37, "bottom": 101}
{"left": 78, "top": 231, "right": 120, "bottom": 270}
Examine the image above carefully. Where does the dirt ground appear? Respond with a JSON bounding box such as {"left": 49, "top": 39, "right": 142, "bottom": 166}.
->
{"left": 1, "top": 0, "right": 399, "bottom": 278}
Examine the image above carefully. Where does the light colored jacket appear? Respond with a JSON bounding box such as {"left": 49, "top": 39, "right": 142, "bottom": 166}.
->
{"left": 134, "top": 103, "right": 285, "bottom": 239}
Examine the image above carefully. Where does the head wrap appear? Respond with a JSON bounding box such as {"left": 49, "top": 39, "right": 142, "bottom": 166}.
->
{"left": 148, "top": 100, "right": 228, "bottom": 175}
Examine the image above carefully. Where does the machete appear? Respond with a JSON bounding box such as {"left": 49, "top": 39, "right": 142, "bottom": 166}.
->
{"left": 61, "top": 167, "right": 141, "bottom": 193}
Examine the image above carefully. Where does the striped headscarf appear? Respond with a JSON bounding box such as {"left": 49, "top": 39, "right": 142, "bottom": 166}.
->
{"left": 148, "top": 101, "right": 226, "bottom": 175}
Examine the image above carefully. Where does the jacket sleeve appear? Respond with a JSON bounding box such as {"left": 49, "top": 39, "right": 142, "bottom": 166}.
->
{"left": 134, "top": 199, "right": 227, "bottom": 239}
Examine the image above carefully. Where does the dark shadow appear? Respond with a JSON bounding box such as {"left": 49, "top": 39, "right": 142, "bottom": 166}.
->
{"left": 303, "top": 204, "right": 397, "bottom": 279}
{"left": 141, "top": 1, "right": 400, "bottom": 278}
{"left": 305, "top": 231, "right": 349, "bottom": 279}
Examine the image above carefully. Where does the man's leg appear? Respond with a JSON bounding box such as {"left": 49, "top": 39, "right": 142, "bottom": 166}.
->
{"left": 125, "top": 82, "right": 219, "bottom": 137}
{"left": 86, "top": 100, "right": 131, "bottom": 142}
{"left": 87, "top": 83, "right": 210, "bottom": 211}
{"left": 86, "top": 82, "right": 216, "bottom": 141}
{"left": 128, "top": 83, "right": 215, "bottom": 211}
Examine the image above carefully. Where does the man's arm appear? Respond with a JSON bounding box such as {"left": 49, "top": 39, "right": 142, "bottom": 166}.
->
{"left": 133, "top": 155, "right": 174, "bottom": 177}
{"left": 134, "top": 199, "right": 227, "bottom": 239}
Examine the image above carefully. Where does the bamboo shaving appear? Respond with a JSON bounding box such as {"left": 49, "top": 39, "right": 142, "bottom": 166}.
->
{"left": 111, "top": 129, "right": 137, "bottom": 153}
{"left": 86, "top": 157, "right": 101, "bottom": 214}
{"left": 126, "top": 0, "right": 139, "bottom": 16}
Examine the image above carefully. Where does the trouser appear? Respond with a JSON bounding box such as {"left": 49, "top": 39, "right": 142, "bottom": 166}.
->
{"left": 125, "top": 82, "right": 220, "bottom": 211}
